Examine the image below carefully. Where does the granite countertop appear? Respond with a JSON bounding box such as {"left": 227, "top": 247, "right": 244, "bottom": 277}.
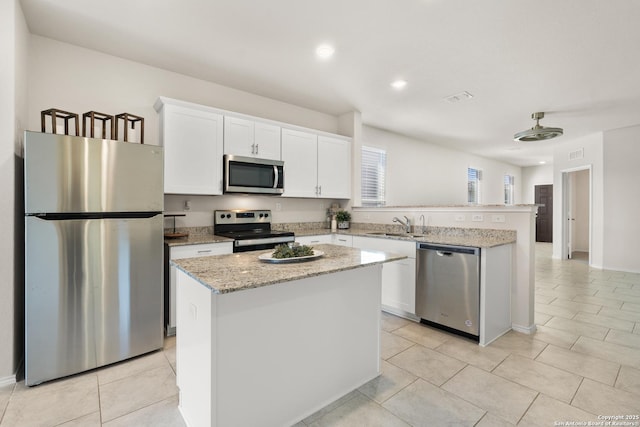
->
{"left": 293, "top": 227, "right": 516, "bottom": 248}
{"left": 171, "top": 244, "right": 405, "bottom": 294}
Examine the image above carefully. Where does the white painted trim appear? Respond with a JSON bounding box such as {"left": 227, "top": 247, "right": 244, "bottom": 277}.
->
{"left": 511, "top": 323, "right": 537, "bottom": 335}
{"left": 381, "top": 306, "right": 420, "bottom": 323}
{"left": 0, "top": 374, "right": 16, "bottom": 387}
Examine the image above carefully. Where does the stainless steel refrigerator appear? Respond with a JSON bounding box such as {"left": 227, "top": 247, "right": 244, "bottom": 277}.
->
{"left": 24, "top": 131, "right": 164, "bottom": 386}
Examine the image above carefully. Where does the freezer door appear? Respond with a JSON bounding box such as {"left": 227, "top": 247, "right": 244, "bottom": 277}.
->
{"left": 25, "top": 214, "right": 164, "bottom": 385}
{"left": 24, "top": 131, "right": 163, "bottom": 214}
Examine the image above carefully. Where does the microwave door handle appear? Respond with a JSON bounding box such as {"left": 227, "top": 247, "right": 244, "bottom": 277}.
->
{"left": 273, "top": 165, "right": 279, "bottom": 189}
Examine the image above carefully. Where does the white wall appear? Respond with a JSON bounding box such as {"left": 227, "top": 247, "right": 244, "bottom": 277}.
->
{"left": 521, "top": 164, "right": 553, "bottom": 204}
{"left": 362, "top": 126, "right": 522, "bottom": 206}
{"left": 27, "top": 36, "right": 339, "bottom": 142}
{"left": 552, "top": 133, "right": 604, "bottom": 267}
{"left": 1, "top": 0, "right": 29, "bottom": 384}
{"left": 602, "top": 125, "right": 640, "bottom": 273}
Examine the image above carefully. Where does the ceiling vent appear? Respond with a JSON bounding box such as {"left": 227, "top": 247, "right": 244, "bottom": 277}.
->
{"left": 444, "top": 91, "right": 474, "bottom": 103}
{"left": 514, "top": 112, "right": 563, "bottom": 142}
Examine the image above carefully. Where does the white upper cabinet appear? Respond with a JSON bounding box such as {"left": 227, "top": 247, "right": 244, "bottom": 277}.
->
{"left": 155, "top": 96, "right": 350, "bottom": 198}
{"left": 223, "top": 116, "right": 281, "bottom": 160}
{"left": 281, "top": 129, "right": 351, "bottom": 199}
{"left": 156, "top": 100, "right": 224, "bottom": 195}
{"left": 254, "top": 122, "right": 281, "bottom": 160}
{"left": 317, "top": 136, "right": 351, "bottom": 199}
{"left": 281, "top": 128, "right": 318, "bottom": 198}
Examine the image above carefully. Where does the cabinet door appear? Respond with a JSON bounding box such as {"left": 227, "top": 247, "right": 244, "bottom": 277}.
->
{"left": 168, "top": 242, "right": 233, "bottom": 335}
{"left": 162, "top": 105, "right": 224, "bottom": 195}
{"left": 352, "top": 236, "right": 416, "bottom": 314}
{"left": 254, "top": 122, "right": 281, "bottom": 160}
{"left": 281, "top": 128, "right": 318, "bottom": 198}
{"left": 317, "top": 136, "right": 351, "bottom": 199}
{"left": 223, "top": 116, "right": 254, "bottom": 157}
{"left": 381, "top": 258, "right": 416, "bottom": 314}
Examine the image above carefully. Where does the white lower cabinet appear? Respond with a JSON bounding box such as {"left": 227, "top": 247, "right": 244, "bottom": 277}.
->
{"left": 167, "top": 242, "right": 233, "bottom": 335}
{"left": 352, "top": 236, "right": 416, "bottom": 315}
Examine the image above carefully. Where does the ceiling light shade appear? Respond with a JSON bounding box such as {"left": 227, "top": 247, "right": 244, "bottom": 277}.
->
{"left": 514, "top": 112, "right": 563, "bottom": 142}
{"left": 315, "top": 44, "right": 335, "bottom": 59}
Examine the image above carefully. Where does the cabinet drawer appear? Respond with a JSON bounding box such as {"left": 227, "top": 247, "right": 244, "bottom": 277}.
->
{"left": 170, "top": 242, "right": 233, "bottom": 259}
{"left": 332, "top": 235, "right": 353, "bottom": 247}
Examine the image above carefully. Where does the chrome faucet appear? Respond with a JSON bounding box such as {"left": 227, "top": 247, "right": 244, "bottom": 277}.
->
{"left": 393, "top": 216, "right": 411, "bottom": 233}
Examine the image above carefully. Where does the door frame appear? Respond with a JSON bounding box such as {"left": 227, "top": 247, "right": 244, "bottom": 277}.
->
{"left": 561, "top": 165, "right": 592, "bottom": 264}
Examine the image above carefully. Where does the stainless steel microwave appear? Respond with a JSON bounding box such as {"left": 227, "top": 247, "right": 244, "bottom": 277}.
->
{"left": 223, "top": 155, "right": 284, "bottom": 195}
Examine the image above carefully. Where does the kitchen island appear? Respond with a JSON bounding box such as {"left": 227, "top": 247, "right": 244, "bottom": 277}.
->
{"left": 172, "top": 244, "right": 405, "bottom": 427}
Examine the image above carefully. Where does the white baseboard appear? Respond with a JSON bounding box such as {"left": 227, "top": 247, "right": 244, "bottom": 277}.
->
{"left": 0, "top": 374, "right": 16, "bottom": 387}
{"left": 512, "top": 323, "right": 537, "bottom": 335}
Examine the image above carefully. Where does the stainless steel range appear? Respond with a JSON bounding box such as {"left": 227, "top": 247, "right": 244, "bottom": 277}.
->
{"left": 214, "top": 210, "right": 295, "bottom": 252}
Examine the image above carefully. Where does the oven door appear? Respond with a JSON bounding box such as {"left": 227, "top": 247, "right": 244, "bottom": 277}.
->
{"left": 224, "top": 155, "right": 284, "bottom": 195}
{"left": 233, "top": 235, "right": 295, "bottom": 252}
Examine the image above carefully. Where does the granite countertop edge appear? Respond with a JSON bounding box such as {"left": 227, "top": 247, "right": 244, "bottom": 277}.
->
{"left": 294, "top": 228, "right": 516, "bottom": 248}
{"left": 165, "top": 226, "right": 517, "bottom": 248}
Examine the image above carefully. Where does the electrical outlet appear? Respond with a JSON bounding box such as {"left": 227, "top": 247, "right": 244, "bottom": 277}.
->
{"left": 455, "top": 214, "right": 465, "bottom": 222}
{"left": 183, "top": 200, "right": 191, "bottom": 211}
{"left": 472, "top": 214, "right": 484, "bottom": 222}
{"left": 492, "top": 214, "right": 506, "bottom": 223}
{"left": 275, "top": 202, "right": 282, "bottom": 211}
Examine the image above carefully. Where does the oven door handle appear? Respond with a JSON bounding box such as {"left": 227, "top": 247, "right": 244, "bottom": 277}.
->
{"left": 234, "top": 236, "right": 294, "bottom": 247}
{"left": 273, "top": 165, "right": 279, "bottom": 189}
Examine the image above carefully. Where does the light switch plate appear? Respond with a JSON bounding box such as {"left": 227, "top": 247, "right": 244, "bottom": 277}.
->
{"left": 472, "top": 214, "right": 484, "bottom": 222}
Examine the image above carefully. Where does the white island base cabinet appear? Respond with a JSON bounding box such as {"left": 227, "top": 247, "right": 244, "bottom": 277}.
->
{"left": 176, "top": 265, "right": 382, "bottom": 427}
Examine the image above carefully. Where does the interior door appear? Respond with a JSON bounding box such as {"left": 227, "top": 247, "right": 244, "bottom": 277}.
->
{"left": 534, "top": 185, "right": 553, "bottom": 243}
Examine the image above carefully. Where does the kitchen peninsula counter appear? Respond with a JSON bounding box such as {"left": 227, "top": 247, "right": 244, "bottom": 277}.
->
{"left": 174, "top": 244, "right": 403, "bottom": 427}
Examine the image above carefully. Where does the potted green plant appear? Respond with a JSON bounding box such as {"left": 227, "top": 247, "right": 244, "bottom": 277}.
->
{"left": 335, "top": 210, "right": 351, "bottom": 229}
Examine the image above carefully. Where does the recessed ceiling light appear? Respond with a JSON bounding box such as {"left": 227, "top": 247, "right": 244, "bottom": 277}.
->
{"left": 315, "top": 44, "right": 335, "bottom": 59}
{"left": 539, "top": 161, "right": 547, "bottom": 164}
{"left": 391, "top": 79, "right": 407, "bottom": 89}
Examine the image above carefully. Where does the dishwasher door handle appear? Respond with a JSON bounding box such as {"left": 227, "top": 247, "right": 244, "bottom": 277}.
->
{"left": 436, "top": 251, "right": 453, "bottom": 257}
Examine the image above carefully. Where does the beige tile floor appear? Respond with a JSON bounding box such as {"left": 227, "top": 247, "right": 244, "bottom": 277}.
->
{"left": 1, "top": 243, "right": 639, "bottom": 426}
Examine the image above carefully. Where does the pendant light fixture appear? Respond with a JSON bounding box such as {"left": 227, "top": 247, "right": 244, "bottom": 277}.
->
{"left": 514, "top": 112, "right": 563, "bottom": 142}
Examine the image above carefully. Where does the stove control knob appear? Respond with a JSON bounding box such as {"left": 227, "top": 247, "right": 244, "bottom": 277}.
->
{"left": 220, "top": 214, "right": 225, "bottom": 219}
{"left": 264, "top": 213, "right": 269, "bottom": 218}
{"left": 226, "top": 214, "right": 231, "bottom": 219}
{"left": 259, "top": 213, "right": 264, "bottom": 218}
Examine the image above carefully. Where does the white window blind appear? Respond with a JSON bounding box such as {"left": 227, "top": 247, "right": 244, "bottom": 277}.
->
{"left": 504, "top": 174, "right": 515, "bottom": 205}
{"left": 361, "top": 146, "right": 386, "bottom": 207}
{"left": 468, "top": 167, "right": 481, "bottom": 204}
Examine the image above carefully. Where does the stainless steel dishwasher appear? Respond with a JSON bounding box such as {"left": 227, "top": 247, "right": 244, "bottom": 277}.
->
{"left": 415, "top": 243, "right": 481, "bottom": 339}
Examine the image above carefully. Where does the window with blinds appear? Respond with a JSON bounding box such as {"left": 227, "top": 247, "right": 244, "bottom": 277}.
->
{"left": 504, "top": 174, "right": 515, "bottom": 205}
{"left": 468, "top": 167, "right": 481, "bottom": 204}
{"left": 361, "top": 146, "right": 386, "bottom": 207}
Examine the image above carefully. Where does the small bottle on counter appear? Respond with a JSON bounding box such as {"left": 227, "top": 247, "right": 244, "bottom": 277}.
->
{"left": 331, "top": 215, "right": 337, "bottom": 232}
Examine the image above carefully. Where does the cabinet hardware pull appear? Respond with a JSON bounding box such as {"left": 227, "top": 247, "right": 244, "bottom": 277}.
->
{"left": 198, "top": 249, "right": 212, "bottom": 254}
{"left": 255, "top": 144, "right": 259, "bottom": 154}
